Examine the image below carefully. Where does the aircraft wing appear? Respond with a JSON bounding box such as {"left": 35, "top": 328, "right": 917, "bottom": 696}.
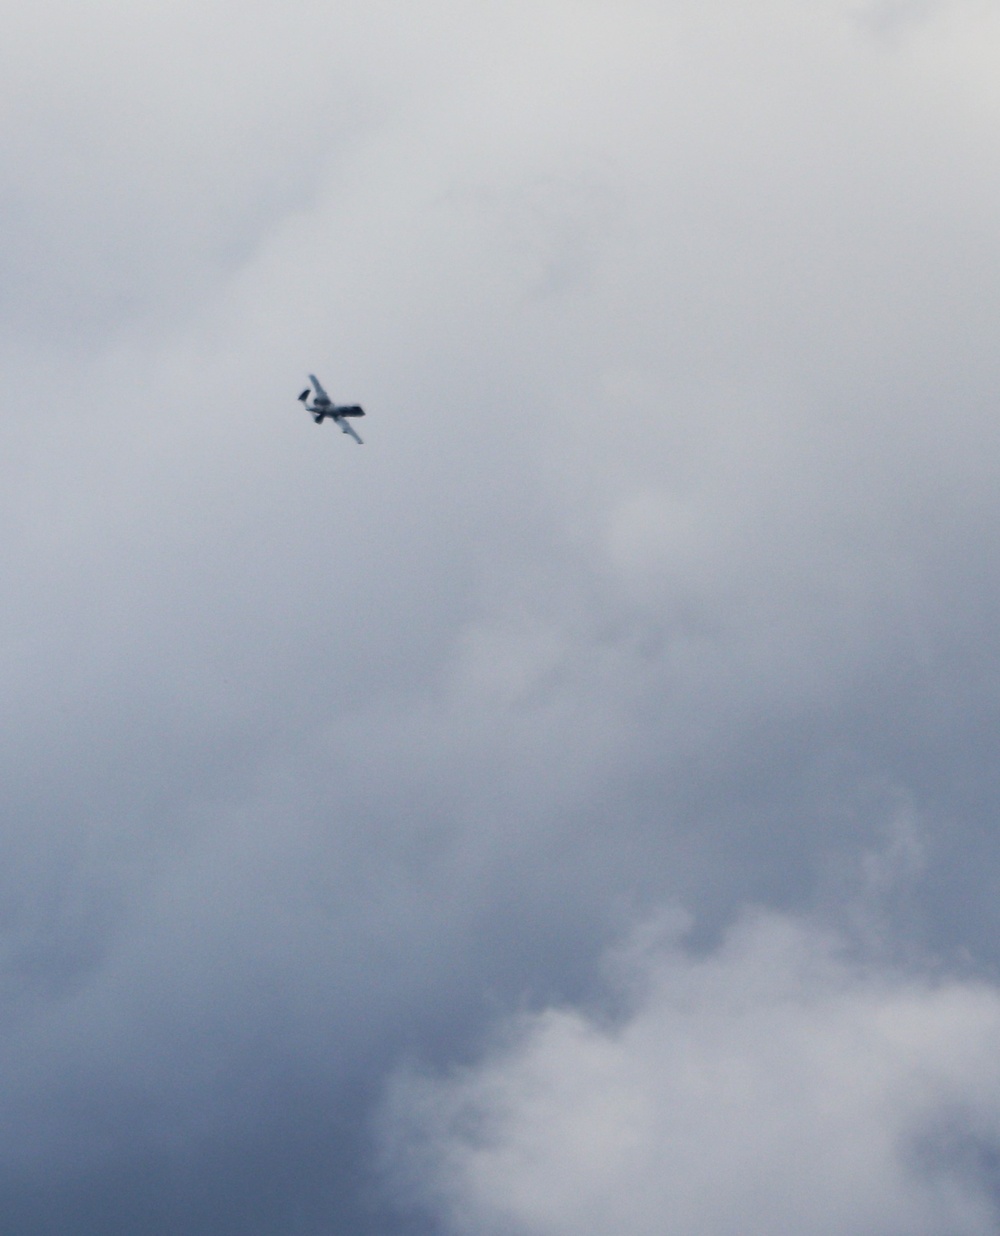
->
{"left": 336, "top": 416, "right": 363, "bottom": 444}
{"left": 308, "top": 374, "right": 331, "bottom": 404}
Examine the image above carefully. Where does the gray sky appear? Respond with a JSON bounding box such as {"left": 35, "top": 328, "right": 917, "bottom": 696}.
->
{"left": 5, "top": 0, "right": 1000, "bottom": 1231}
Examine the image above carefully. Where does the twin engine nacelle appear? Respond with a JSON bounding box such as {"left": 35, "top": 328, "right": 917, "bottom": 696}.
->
{"left": 298, "top": 388, "right": 331, "bottom": 410}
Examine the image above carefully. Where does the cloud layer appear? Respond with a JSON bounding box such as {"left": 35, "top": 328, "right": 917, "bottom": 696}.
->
{"left": 3, "top": 0, "right": 1000, "bottom": 1231}
{"left": 386, "top": 908, "right": 1000, "bottom": 1236}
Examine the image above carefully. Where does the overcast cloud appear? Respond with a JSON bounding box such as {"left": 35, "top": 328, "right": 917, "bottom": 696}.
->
{"left": 3, "top": 0, "right": 1000, "bottom": 1231}
{"left": 384, "top": 905, "right": 1000, "bottom": 1236}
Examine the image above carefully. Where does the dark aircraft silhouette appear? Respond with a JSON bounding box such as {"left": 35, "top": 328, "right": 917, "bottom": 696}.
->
{"left": 297, "top": 374, "right": 365, "bottom": 443}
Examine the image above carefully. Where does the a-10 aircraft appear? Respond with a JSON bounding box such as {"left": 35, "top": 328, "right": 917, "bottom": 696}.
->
{"left": 297, "top": 375, "right": 365, "bottom": 443}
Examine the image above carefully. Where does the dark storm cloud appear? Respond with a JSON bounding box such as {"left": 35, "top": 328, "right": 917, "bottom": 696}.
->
{"left": 3, "top": 0, "right": 1000, "bottom": 1231}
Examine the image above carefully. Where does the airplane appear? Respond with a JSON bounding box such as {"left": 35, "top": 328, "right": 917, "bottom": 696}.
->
{"left": 297, "top": 374, "right": 365, "bottom": 443}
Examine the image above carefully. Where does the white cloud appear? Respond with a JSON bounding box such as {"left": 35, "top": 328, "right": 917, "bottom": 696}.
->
{"left": 384, "top": 908, "right": 1000, "bottom": 1236}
